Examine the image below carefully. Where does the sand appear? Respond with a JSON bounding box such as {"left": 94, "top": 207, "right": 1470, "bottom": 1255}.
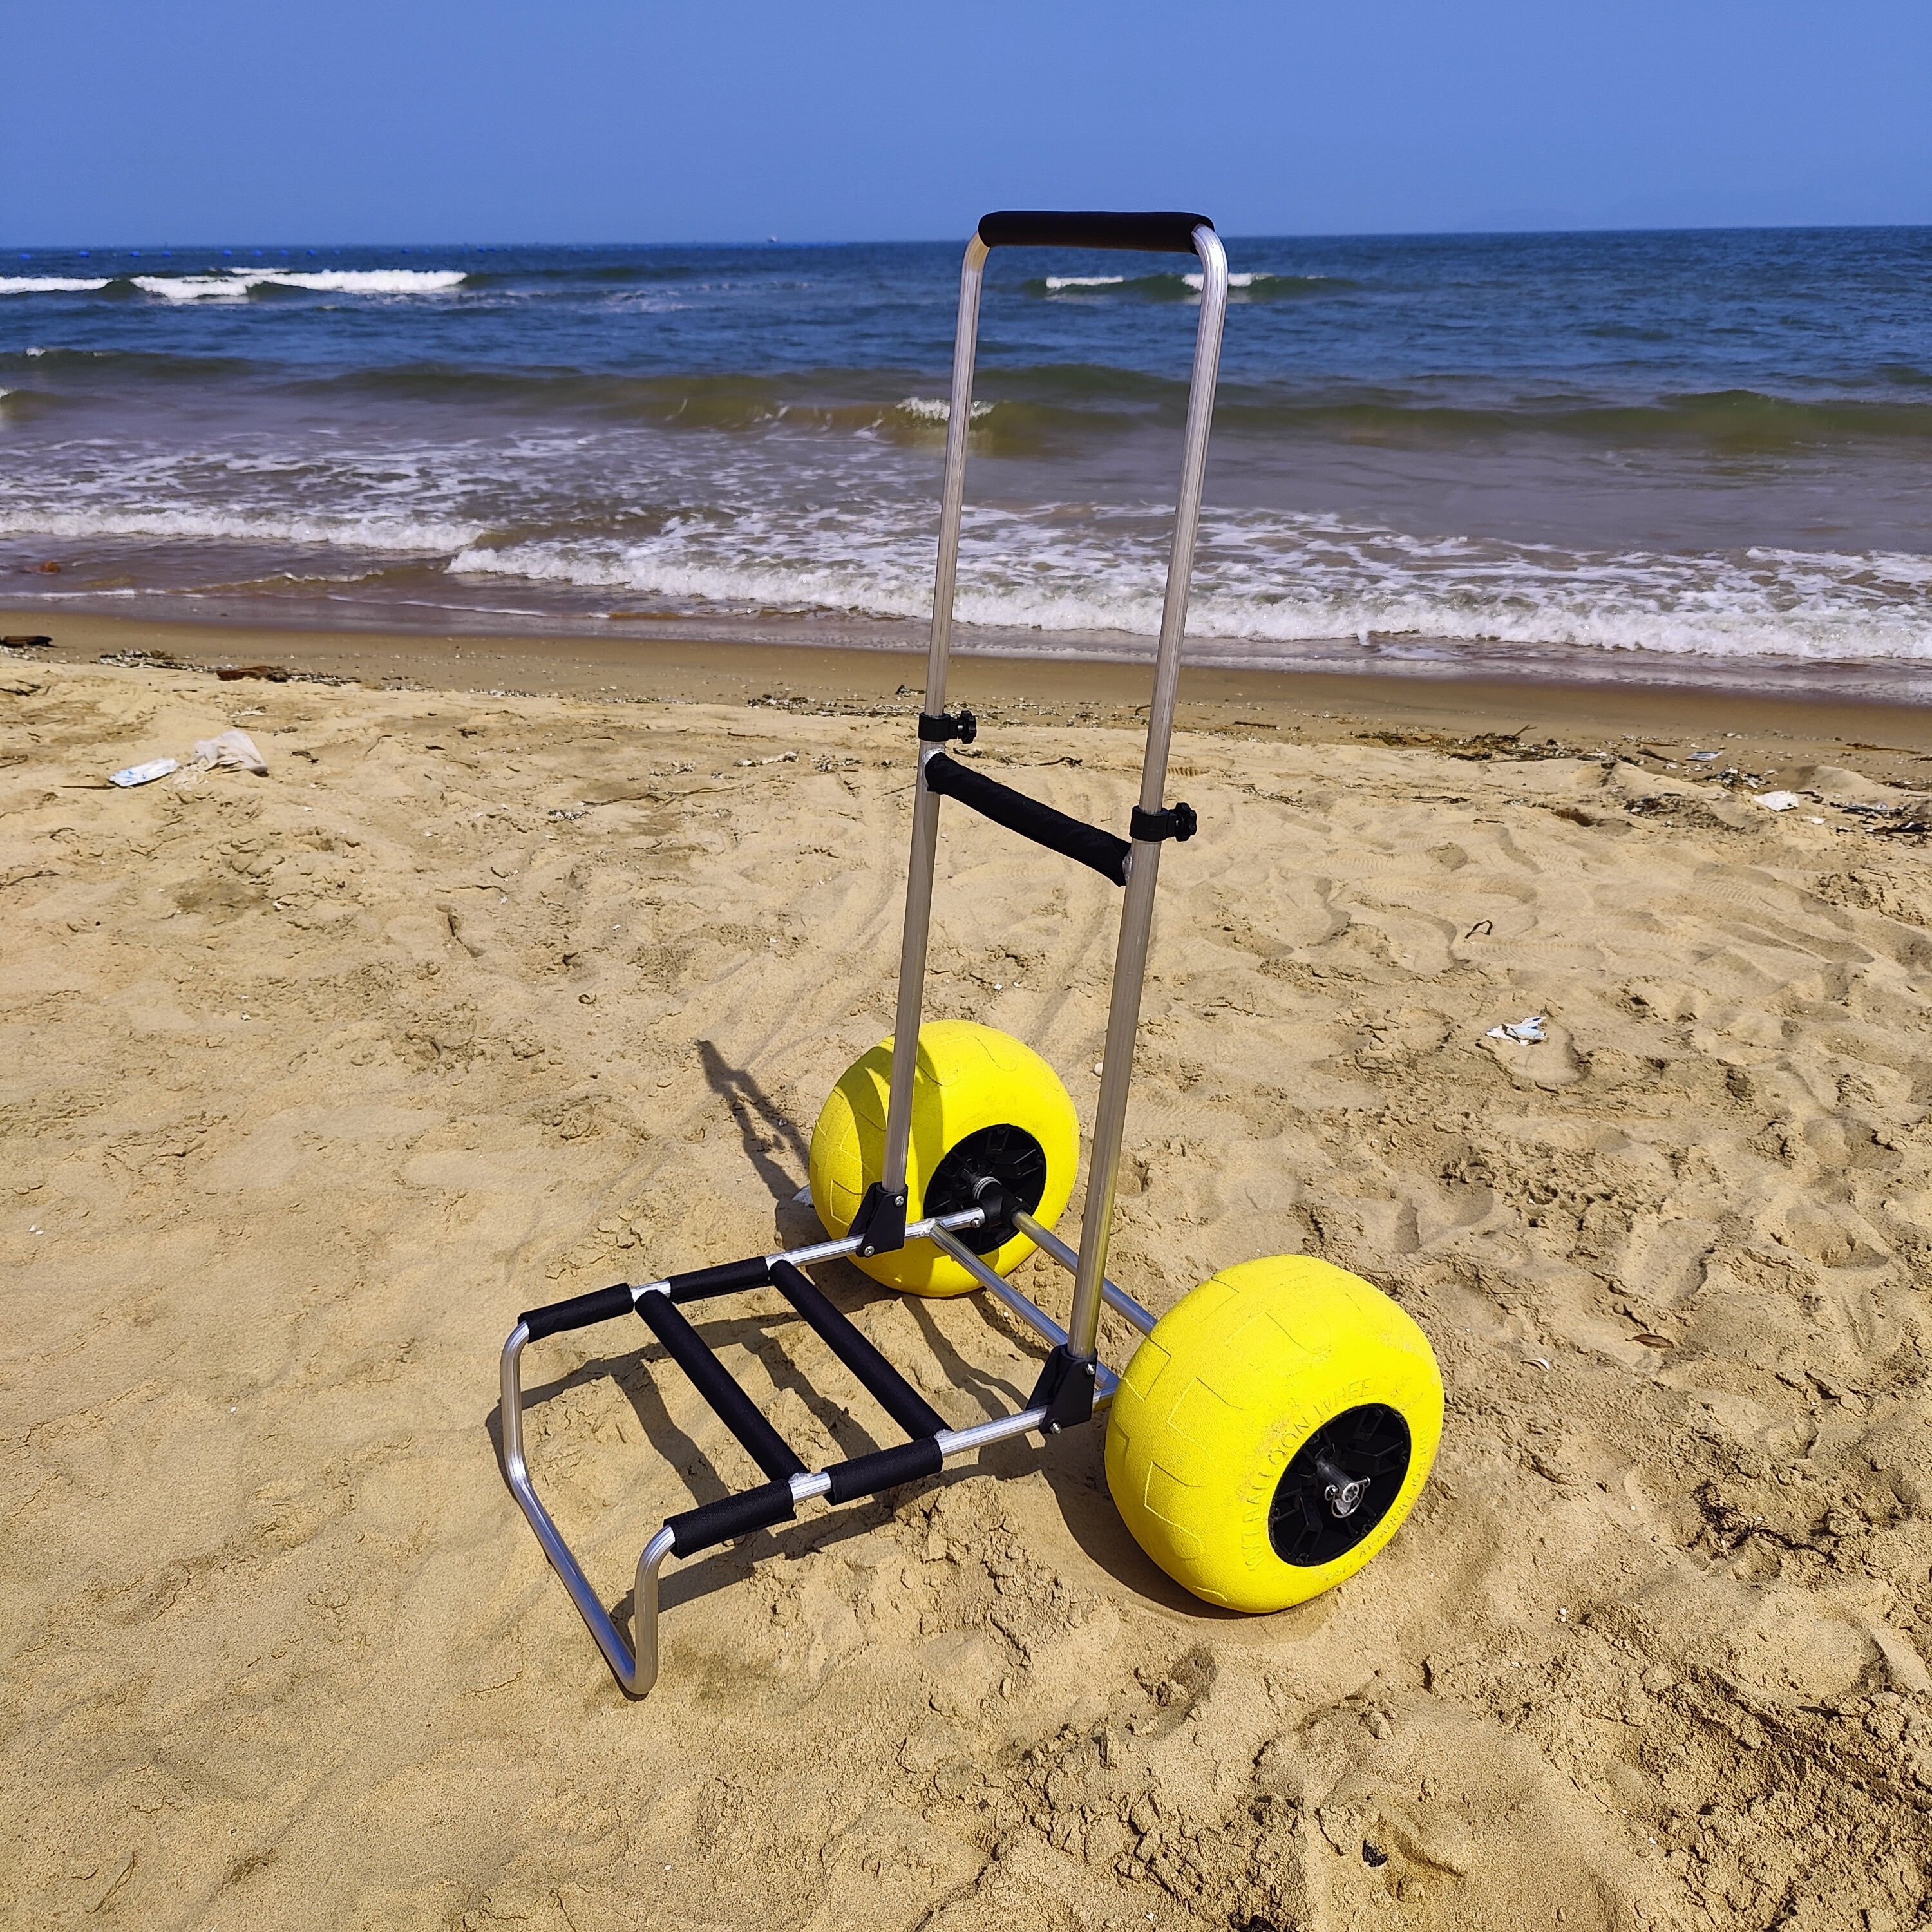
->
{"left": 4, "top": 630, "right": 1932, "bottom": 1931}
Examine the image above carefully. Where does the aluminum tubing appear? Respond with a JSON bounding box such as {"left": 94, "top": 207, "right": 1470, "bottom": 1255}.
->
{"left": 500, "top": 1324, "right": 645, "bottom": 1692}
{"left": 1068, "top": 843, "right": 1164, "bottom": 1355}
{"left": 1069, "top": 226, "right": 1227, "bottom": 1356}
{"left": 628, "top": 1527, "right": 677, "bottom": 1699}
{"left": 1010, "top": 1208, "right": 1158, "bottom": 1335}
{"left": 880, "top": 236, "right": 987, "bottom": 1195}
{"left": 1136, "top": 224, "right": 1228, "bottom": 819}
{"left": 927, "top": 1227, "right": 1119, "bottom": 1401}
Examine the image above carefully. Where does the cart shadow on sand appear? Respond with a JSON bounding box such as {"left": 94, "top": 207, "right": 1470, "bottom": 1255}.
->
{"left": 482, "top": 1036, "right": 1231, "bottom": 1641}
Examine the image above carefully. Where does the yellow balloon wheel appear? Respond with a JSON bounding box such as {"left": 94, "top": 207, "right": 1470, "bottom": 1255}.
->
{"left": 808, "top": 1021, "right": 1079, "bottom": 1296}
{"left": 1104, "top": 1255, "right": 1443, "bottom": 1612}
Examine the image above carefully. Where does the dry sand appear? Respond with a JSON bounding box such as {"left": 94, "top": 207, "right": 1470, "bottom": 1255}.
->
{"left": 4, "top": 632, "right": 1932, "bottom": 1931}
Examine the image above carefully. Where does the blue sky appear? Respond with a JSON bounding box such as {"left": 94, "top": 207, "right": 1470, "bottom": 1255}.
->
{"left": 8, "top": 0, "right": 1931, "bottom": 244}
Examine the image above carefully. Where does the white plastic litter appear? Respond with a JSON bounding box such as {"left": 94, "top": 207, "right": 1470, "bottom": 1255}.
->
{"left": 109, "top": 757, "right": 179, "bottom": 788}
{"left": 1689, "top": 750, "right": 1721, "bottom": 761}
{"left": 1755, "top": 791, "right": 1803, "bottom": 811}
{"left": 191, "top": 728, "right": 267, "bottom": 773}
{"left": 1487, "top": 1015, "right": 1548, "bottom": 1045}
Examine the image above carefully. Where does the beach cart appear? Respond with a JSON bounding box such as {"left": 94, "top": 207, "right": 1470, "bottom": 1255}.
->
{"left": 498, "top": 211, "right": 1444, "bottom": 1695}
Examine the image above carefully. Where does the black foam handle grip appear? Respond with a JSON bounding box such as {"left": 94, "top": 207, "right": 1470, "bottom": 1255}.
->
{"left": 923, "top": 753, "right": 1130, "bottom": 886}
{"left": 516, "top": 1282, "right": 635, "bottom": 1341}
{"left": 666, "top": 1479, "right": 797, "bottom": 1557}
{"left": 667, "top": 1255, "right": 773, "bottom": 1303}
{"left": 825, "top": 1436, "right": 945, "bottom": 1505}
{"left": 634, "top": 1293, "right": 806, "bottom": 1482}
{"left": 770, "top": 1260, "right": 947, "bottom": 1441}
{"left": 978, "top": 210, "right": 1212, "bottom": 254}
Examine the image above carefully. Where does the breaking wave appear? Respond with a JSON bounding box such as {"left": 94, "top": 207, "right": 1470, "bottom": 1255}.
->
{"left": 0, "top": 269, "right": 470, "bottom": 301}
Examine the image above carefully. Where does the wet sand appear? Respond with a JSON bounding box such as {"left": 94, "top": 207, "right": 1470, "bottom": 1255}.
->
{"left": 3, "top": 620, "right": 1931, "bottom": 1930}
{"left": 10, "top": 609, "right": 1932, "bottom": 781}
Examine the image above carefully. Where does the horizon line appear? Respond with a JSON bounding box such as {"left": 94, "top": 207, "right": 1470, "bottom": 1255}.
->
{"left": 8, "top": 218, "right": 1932, "bottom": 254}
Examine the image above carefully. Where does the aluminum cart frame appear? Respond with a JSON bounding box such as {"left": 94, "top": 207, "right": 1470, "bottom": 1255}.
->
{"left": 500, "top": 211, "right": 1229, "bottom": 1695}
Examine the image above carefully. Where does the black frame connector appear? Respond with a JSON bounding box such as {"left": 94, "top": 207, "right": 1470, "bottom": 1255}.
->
{"left": 1026, "top": 1343, "right": 1099, "bottom": 1435}
{"left": 1129, "top": 801, "right": 1198, "bottom": 844}
{"left": 918, "top": 709, "right": 978, "bottom": 746}
{"left": 847, "top": 1180, "right": 909, "bottom": 1258}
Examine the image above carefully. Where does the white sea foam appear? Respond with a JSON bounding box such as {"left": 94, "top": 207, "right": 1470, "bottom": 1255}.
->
{"left": 0, "top": 277, "right": 111, "bottom": 294}
{"left": 131, "top": 277, "right": 248, "bottom": 302}
{"left": 7, "top": 415, "right": 1927, "bottom": 670}
{"left": 445, "top": 500, "right": 1932, "bottom": 665}
{"left": 896, "top": 397, "right": 995, "bottom": 422}
{"left": 0, "top": 502, "right": 484, "bottom": 552}
{"left": 1044, "top": 271, "right": 1277, "bottom": 293}
{"left": 128, "top": 268, "right": 468, "bottom": 301}
{"left": 232, "top": 268, "right": 469, "bottom": 294}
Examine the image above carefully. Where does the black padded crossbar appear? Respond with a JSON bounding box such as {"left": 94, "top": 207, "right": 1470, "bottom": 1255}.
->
{"left": 923, "top": 752, "right": 1131, "bottom": 886}
{"left": 769, "top": 1260, "right": 947, "bottom": 1440}
{"left": 668, "top": 1255, "right": 773, "bottom": 1303}
{"left": 978, "top": 210, "right": 1211, "bottom": 254}
{"left": 666, "top": 1478, "right": 797, "bottom": 1557}
{"left": 825, "top": 1437, "right": 945, "bottom": 1504}
{"left": 517, "top": 1282, "right": 635, "bottom": 1341}
{"left": 633, "top": 1292, "right": 806, "bottom": 1483}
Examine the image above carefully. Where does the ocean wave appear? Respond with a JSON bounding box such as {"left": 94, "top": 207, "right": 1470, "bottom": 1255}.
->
{"left": 9, "top": 468, "right": 1928, "bottom": 663}
{"left": 0, "top": 276, "right": 113, "bottom": 295}
{"left": 126, "top": 268, "right": 469, "bottom": 302}
{"left": 3, "top": 269, "right": 469, "bottom": 303}
{"left": 896, "top": 397, "right": 996, "bottom": 423}
{"left": 12, "top": 337, "right": 1928, "bottom": 453}
{"left": 441, "top": 505, "right": 1932, "bottom": 666}
{"left": 0, "top": 502, "right": 484, "bottom": 553}
{"left": 1030, "top": 271, "right": 1352, "bottom": 301}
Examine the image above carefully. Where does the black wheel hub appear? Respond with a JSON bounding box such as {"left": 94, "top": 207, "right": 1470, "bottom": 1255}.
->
{"left": 1268, "top": 1403, "right": 1412, "bottom": 1567}
{"left": 922, "top": 1124, "right": 1048, "bottom": 1253}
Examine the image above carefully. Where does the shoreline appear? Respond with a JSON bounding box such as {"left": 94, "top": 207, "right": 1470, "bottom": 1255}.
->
{"left": 9, "top": 607, "right": 1932, "bottom": 784}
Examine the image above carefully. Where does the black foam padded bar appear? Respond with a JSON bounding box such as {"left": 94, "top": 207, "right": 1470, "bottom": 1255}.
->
{"left": 666, "top": 1478, "right": 797, "bottom": 1557}
{"left": 769, "top": 1260, "right": 947, "bottom": 1440}
{"left": 825, "top": 1436, "right": 945, "bottom": 1505}
{"left": 923, "top": 753, "right": 1131, "bottom": 886}
{"left": 633, "top": 1292, "right": 806, "bottom": 1483}
{"left": 517, "top": 1281, "right": 636, "bottom": 1342}
{"left": 667, "top": 1255, "right": 773, "bottom": 1304}
{"left": 978, "top": 211, "right": 1212, "bottom": 254}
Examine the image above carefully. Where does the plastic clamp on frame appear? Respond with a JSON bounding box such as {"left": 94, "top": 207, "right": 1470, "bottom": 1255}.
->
{"left": 1129, "top": 800, "right": 1198, "bottom": 844}
{"left": 848, "top": 1180, "right": 909, "bottom": 1258}
{"left": 918, "top": 709, "right": 977, "bottom": 746}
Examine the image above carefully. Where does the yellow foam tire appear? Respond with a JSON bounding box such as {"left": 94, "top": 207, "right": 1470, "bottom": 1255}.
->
{"left": 1105, "top": 1255, "right": 1443, "bottom": 1612}
{"left": 809, "top": 1021, "right": 1079, "bottom": 1296}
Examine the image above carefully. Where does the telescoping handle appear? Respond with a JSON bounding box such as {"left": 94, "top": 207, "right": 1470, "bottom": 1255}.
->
{"left": 977, "top": 210, "right": 1213, "bottom": 254}
{"left": 877, "top": 203, "right": 1226, "bottom": 1305}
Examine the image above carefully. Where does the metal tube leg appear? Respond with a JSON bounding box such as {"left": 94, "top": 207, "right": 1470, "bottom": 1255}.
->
{"left": 881, "top": 235, "right": 989, "bottom": 1193}
{"left": 630, "top": 1528, "right": 676, "bottom": 1698}
{"left": 1133, "top": 226, "right": 1229, "bottom": 820}
{"left": 1068, "top": 840, "right": 1164, "bottom": 1353}
{"left": 880, "top": 771, "right": 941, "bottom": 1198}
{"left": 501, "top": 1322, "right": 668, "bottom": 1697}
{"left": 1068, "top": 225, "right": 1228, "bottom": 1359}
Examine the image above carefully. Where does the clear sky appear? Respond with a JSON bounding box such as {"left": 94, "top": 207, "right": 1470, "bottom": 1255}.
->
{"left": 8, "top": 0, "right": 1931, "bottom": 245}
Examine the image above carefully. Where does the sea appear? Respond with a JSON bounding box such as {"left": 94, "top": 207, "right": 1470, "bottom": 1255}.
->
{"left": 3, "top": 228, "right": 1929, "bottom": 697}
